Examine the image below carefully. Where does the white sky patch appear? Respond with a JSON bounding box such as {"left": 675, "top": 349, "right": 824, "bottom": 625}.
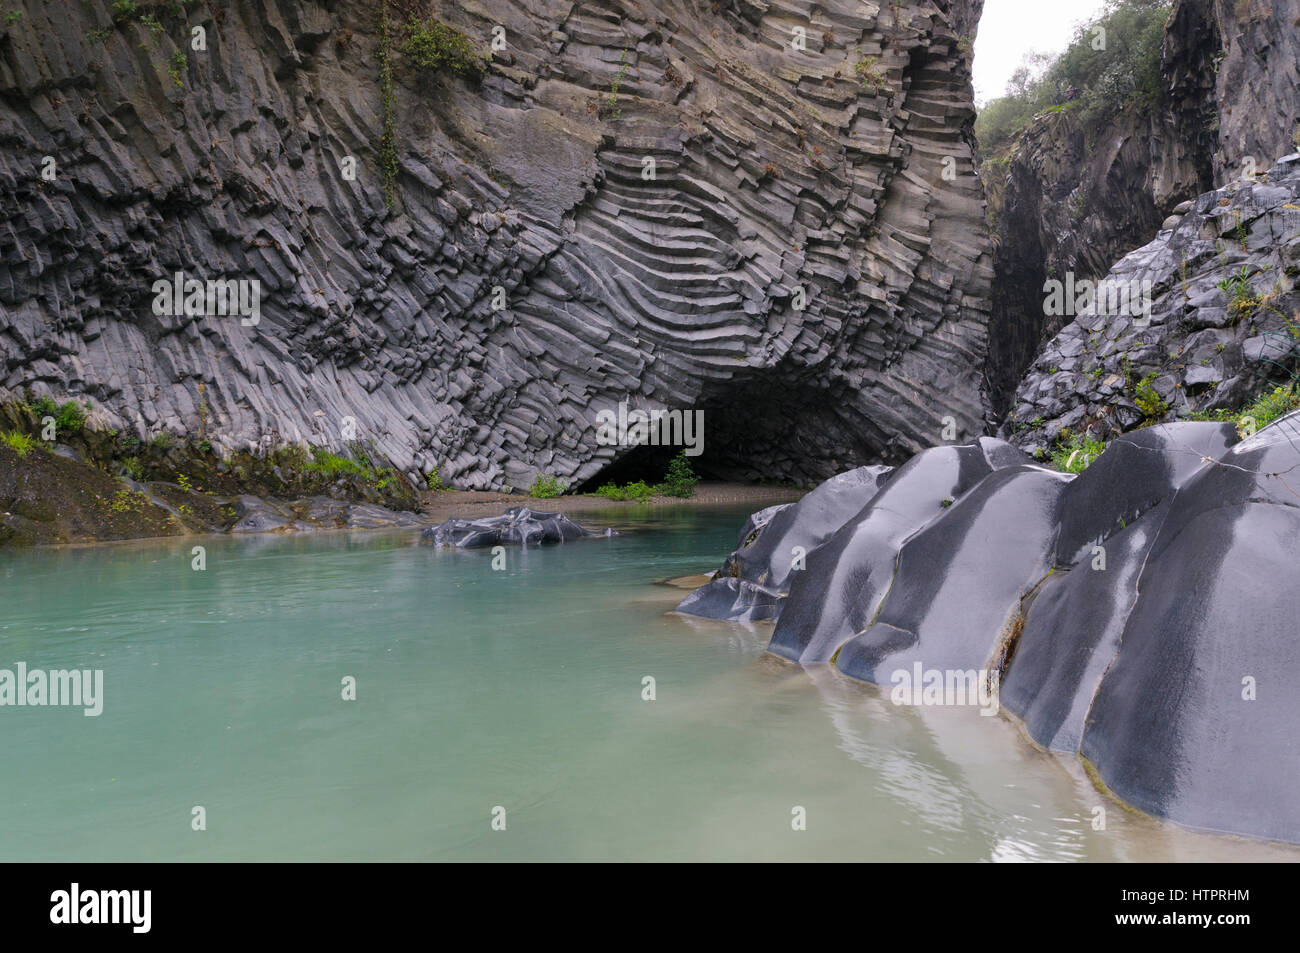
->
{"left": 972, "top": 0, "right": 1111, "bottom": 106}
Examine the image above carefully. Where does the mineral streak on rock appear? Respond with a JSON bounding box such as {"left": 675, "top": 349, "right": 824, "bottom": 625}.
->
{"left": 675, "top": 461, "right": 892, "bottom": 620}
{"left": 0, "top": 0, "right": 992, "bottom": 490}
{"left": 680, "top": 418, "right": 1300, "bottom": 842}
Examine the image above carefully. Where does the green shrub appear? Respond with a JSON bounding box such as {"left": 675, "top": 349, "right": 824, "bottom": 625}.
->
{"left": 151, "top": 431, "right": 174, "bottom": 450}
{"left": 110, "top": 0, "right": 139, "bottom": 23}
{"left": 1134, "top": 372, "right": 1168, "bottom": 419}
{"left": 1050, "top": 431, "right": 1107, "bottom": 473}
{"left": 121, "top": 456, "right": 144, "bottom": 479}
{"left": 426, "top": 467, "right": 446, "bottom": 492}
{"left": 1217, "top": 266, "right": 1259, "bottom": 318}
{"left": 1, "top": 431, "right": 37, "bottom": 456}
{"left": 401, "top": 16, "right": 486, "bottom": 77}
{"left": 528, "top": 473, "right": 566, "bottom": 498}
{"left": 594, "top": 480, "right": 654, "bottom": 503}
{"left": 655, "top": 451, "right": 699, "bottom": 498}
{"left": 304, "top": 447, "right": 367, "bottom": 479}
{"left": 1189, "top": 384, "right": 1300, "bottom": 436}
{"left": 1239, "top": 385, "right": 1300, "bottom": 435}
{"left": 975, "top": 0, "right": 1171, "bottom": 157}
{"left": 854, "top": 55, "right": 887, "bottom": 91}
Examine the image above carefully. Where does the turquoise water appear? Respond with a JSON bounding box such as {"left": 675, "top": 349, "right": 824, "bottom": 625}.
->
{"left": 0, "top": 505, "right": 1293, "bottom": 862}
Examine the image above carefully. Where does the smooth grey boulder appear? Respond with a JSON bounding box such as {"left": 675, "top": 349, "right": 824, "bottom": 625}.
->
{"left": 1078, "top": 413, "right": 1300, "bottom": 842}
{"left": 420, "top": 506, "right": 613, "bottom": 548}
{"left": 688, "top": 415, "right": 1300, "bottom": 841}
{"left": 833, "top": 464, "right": 1071, "bottom": 682}
{"left": 1001, "top": 422, "right": 1238, "bottom": 753}
{"left": 676, "top": 464, "right": 893, "bottom": 622}
{"left": 674, "top": 577, "right": 784, "bottom": 623}
{"left": 1051, "top": 421, "right": 1238, "bottom": 567}
{"left": 769, "top": 437, "right": 1032, "bottom": 663}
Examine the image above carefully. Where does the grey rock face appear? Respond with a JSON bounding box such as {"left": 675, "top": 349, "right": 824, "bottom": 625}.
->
{"left": 675, "top": 462, "right": 892, "bottom": 621}
{"left": 681, "top": 419, "right": 1300, "bottom": 842}
{"left": 1003, "top": 155, "right": 1300, "bottom": 455}
{"left": 766, "top": 436, "right": 1029, "bottom": 662}
{"left": 1001, "top": 422, "right": 1238, "bottom": 753}
{"left": 982, "top": 0, "right": 1300, "bottom": 416}
{"left": 0, "top": 0, "right": 992, "bottom": 489}
{"left": 420, "top": 505, "right": 613, "bottom": 548}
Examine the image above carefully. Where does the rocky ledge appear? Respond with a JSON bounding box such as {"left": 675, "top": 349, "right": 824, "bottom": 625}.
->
{"left": 679, "top": 419, "right": 1300, "bottom": 844}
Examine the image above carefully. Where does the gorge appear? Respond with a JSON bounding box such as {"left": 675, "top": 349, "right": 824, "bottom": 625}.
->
{"left": 3, "top": 0, "right": 1300, "bottom": 861}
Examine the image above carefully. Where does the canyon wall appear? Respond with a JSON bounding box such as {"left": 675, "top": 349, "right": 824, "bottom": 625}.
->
{"left": 983, "top": 0, "right": 1300, "bottom": 418}
{"left": 0, "top": 0, "right": 992, "bottom": 490}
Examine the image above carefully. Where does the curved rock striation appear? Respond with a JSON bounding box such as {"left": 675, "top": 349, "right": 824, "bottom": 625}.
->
{"left": 680, "top": 419, "right": 1300, "bottom": 842}
{"left": 0, "top": 0, "right": 991, "bottom": 490}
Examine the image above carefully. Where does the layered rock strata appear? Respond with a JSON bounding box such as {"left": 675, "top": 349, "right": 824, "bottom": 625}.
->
{"left": 0, "top": 0, "right": 991, "bottom": 489}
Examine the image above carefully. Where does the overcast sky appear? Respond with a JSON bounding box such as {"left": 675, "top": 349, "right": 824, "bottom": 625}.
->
{"left": 972, "top": 0, "right": 1112, "bottom": 105}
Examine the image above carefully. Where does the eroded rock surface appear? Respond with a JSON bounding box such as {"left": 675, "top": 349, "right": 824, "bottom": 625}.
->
{"left": 676, "top": 463, "right": 892, "bottom": 621}
{"left": 0, "top": 0, "right": 991, "bottom": 490}
{"left": 681, "top": 420, "right": 1300, "bottom": 842}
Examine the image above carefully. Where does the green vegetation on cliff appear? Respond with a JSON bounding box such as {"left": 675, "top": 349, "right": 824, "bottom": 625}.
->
{"left": 976, "top": 0, "right": 1170, "bottom": 158}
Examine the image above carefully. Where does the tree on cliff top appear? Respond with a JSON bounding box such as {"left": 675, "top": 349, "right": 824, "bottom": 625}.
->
{"left": 975, "top": 0, "right": 1171, "bottom": 158}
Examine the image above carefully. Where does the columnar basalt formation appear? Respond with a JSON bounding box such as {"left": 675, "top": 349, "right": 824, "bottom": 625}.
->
{"left": 0, "top": 0, "right": 992, "bottom": 490}
{"left": 678, "top": 418, "right": 1300, "bottom": 843}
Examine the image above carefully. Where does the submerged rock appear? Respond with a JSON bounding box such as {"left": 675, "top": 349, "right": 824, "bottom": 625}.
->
{"left": 420, "top": 507, "right": 614, "bottom": 549}
{"left": 683, "top": 421, "right": 1300, "bottom": 843}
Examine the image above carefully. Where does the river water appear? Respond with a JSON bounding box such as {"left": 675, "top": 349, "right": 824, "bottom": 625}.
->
{"left": 1, "top": 504, "right": 1293, "bottom": 861}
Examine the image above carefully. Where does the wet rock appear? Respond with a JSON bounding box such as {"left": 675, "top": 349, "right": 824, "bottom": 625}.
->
{"left": 685, "top": 417, "right": 1300, "bottom": 842}
{"left": 420, "top": 506, "right": 614, "bottom": 548}
{"left": 674, "top": 577, "right": 784, "bottom": 623}
{"left": 677, "top": 464, "right": 893, "bottom": 622}
{"left": 1079, "top": 413, "right": 1300, "bottom": 843}
{"left": 768, "top": 438, "right": 1031, "bottom": 663}
{"left": 230, "top": 496, "right": 300, "bottom": 534}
